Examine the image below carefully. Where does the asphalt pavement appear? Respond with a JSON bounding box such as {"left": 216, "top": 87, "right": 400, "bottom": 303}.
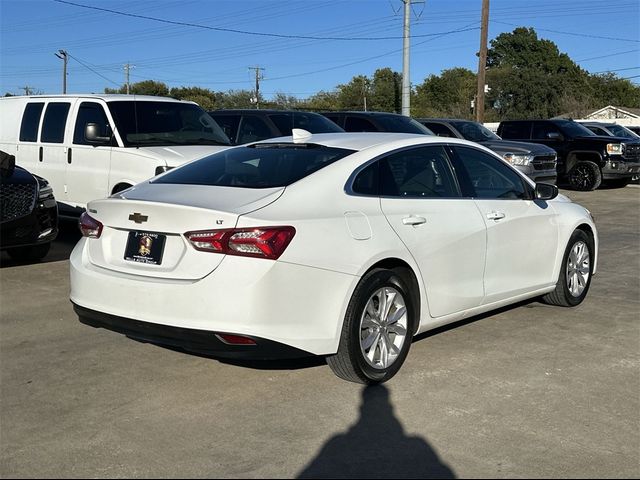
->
{"left": 1, "top": 186, "right": 639, "bottom": 478}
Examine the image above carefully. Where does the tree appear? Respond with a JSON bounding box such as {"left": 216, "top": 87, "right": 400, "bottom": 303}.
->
{"left": 336, "top": 75, "right": 369, "bottom": 111}
{"left": 216, "top": 89, "right": 262, "bottom": 109}
{"left": 105, "top": 80, "right": 169, "bottom": 97}
{"left": 303, "top": 90, "right": 340, "bottom": 111}
{"left": 369, "top": 68, "right": 401, "bottom": 113}
{"left": 413, "top": 68, "right": 476, "bottom": 118}
{"left": 170, "top": 86, "right": 218, "bottom": 110}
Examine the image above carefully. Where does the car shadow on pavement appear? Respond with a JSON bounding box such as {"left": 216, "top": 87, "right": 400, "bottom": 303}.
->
{"left": 296, "top": 384, "right": 456, "bottom": 479}
{"left": 0, "top": 218, "right": 81, "bottom": 268}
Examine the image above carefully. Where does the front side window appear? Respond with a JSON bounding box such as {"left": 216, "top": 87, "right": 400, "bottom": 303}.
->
{"left": 41, "top": 103, "right": 71, "bottom": 143}
{"left": 422, "top": 122, "right": 456, "bottom": 137}
{"left": 73, "top": 102, "right": 111, "bottom": 145}
{"left": 554, "top": 120, "right": 595, "bottom": 138}
{"left": 107, "top": 101, "right": 230, "bottom": 147}
{"left": 19, "top": 103, "right": 44, "bottom": 142}
{"left": 379, "top": 146, "right": 459, "bottom": 198}
{"left": 153, "top": 144, "right": 354, "bottom": 188}
{"left": 453, "top": 146, "right": 528, "bottom": 200}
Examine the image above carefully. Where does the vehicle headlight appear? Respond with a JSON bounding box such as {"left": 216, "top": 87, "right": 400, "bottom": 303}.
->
{"left": 606, "top": 143, "right": 623, "bottom": 155}
{"left": 503, "top": 153, "right": 533, "bottom": 166}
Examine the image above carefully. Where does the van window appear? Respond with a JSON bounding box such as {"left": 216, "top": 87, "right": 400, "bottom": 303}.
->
{"left": 74, "top": 102, "right": 110, "bottom": 145}
{"left": 41, "top": 103, "right": 71, "bottom": 143}
{"left": 108, "top": 101, "right": 230, "bottom": 147}
{"left": 19, "top": 103, "right": 44, "bottom": 142}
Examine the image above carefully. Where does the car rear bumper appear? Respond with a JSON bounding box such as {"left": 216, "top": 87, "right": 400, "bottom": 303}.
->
{"left": 70, "top": 238, "right": 357, "bottom": 356}
{"left": 74, "top": 303, "right": 311, "bottom": 359}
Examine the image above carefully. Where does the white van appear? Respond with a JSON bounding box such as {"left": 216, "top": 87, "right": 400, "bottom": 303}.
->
{"left": 0, "top": 94, "right": 231, "bottom": 215}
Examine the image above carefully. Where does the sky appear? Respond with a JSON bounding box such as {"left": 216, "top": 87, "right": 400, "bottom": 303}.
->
{"left": 1, "top": 0, "right": 639, "bottom": 98}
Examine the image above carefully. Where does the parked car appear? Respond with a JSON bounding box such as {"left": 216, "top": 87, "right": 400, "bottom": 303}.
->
{"left": 208, "top": 109, "right": 344, "bottom": 144}
{"left": 498, "top": 119, "right": 640, "bottom": 190}
{"left": 579, "top": 122, "right": 640, "bottom": 140}
{"left": 322, "top": 111, "right": 434, "bottom": 135}
{"left": 416, "top": 118, "right": 557, "bottom": 183}
{"left": 0, "top": 95, "right": 232, "bottom": 216}
{"left": 70, "top": 132, "right": 597, "bottom": 384}
{"left": 1, "top": 151, "right": 58, "bottom": 261}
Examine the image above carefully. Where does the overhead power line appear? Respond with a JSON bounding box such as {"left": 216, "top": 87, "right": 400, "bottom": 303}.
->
{"left": 66, "top": 53, "right": 120, "bottom": 86}
{"left": 54, "top": 0, "right": 476, "bottom": 41}
{"left": 491, "top": 20, "right": 640, "bottom": 43}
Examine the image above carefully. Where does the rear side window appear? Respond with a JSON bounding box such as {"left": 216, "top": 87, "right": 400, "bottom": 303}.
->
{"left": 19, "top": 103, "right": 44, "bottom": 142}
{"left": 153, "top": 144, "right": 354, "bottom": 188}
{"left": 500, "top": 122, "right": 530, "bottom": 139}
{"left": 74, "top": 102, "right": 110, "bottom": 145}
{"left": 41, "top": 103, "right": 71, "bottom": 143}
{"left": 532, "top": 122, "right": 562, "bottom": 140}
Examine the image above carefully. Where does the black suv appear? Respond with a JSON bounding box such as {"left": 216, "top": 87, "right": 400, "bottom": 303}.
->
{"left": 417, "top": 118, "right": 557, "bottom": 184}
{"left": 321, "top": 111, "right": 434, "bottom": 135}
{"left": 1, "top": 151, "right": 58, "bottom": 261}
{"left": 498, "top": 119, "right": 640, "bottom": 190}
{"left": 208, "top": 109, "right": 344, "bottom": 145}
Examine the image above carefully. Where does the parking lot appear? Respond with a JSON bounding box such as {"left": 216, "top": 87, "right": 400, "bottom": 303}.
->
{"left": 1, "top": 186, "right": 638, "bottom": 478}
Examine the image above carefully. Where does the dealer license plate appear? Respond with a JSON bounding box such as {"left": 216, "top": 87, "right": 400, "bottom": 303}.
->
{"left": 124, "top": 231, "right": 166, "bottom": 265}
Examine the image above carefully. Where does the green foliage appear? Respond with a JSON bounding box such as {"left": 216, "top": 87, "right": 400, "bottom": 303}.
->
{"left": 105, "top": 80, "right": 169, "bottom": 97}
{"left": 170, "top": 86, "right": 218, "bottom": 110}
{"left": 413, "top": 68, "right": 476, "bottom": 118}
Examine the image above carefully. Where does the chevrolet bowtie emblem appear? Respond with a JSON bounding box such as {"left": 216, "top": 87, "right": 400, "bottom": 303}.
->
{"left": 128, "top": 212, "right": 148, "bottom": 224}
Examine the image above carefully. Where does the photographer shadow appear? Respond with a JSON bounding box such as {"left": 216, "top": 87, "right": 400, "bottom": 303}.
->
{"left": 297, "top": 385, "right": 455, "bottom": 479}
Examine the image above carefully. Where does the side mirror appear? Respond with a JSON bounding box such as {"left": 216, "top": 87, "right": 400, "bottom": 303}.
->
{"left": 535, "top": 182, "right": 558, "bottom": 201}
{"left": 546, "top": 132, "right": 563, "bottom": 140}
{"left": 0, "top": 150, "right": 16, "bottom": 178}
{"left": 85, "top": 123, "right": 111, "bottom": 144}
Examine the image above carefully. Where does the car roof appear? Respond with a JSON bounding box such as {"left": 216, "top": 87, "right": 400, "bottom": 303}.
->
{"left": 322, "top": 111, "right": 410, "bottom": 117}
{"left": 210, "top": 109, "right": 324, "bottom": 115}
{"left": 4, "top": 94, "right": 193, "bottom": 103}
{"left": 255, "top": 131, "right": 482, "bottom": 152}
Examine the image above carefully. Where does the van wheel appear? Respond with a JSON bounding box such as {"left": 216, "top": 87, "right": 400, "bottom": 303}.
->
{"left": 7, "top": 243, "right": 51, "bottom": 262}
{"left": 567, "top": 161, "right": 601, "bottom": 191}
{"left": 542, "top": 229, "right": 593, "bottom": 307}
{"left": 327, "top": 269, "right": 416, "bottom": 384}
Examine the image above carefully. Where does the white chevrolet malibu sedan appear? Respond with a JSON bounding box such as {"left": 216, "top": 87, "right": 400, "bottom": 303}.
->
{"left": 70, "top": 131, "right": 597, "bottom": 384}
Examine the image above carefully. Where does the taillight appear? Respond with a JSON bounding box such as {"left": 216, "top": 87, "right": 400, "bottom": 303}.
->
{"left": 79, "top": 212, "right": 103, "bottom": 238}
{"left": 185, "top": 226, "right": 295, "bottom": 260}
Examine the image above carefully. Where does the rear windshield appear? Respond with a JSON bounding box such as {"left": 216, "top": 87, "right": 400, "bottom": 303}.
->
{"left": 152, "top": 144, "right": 354, "bottom": 188}
{"left": 268, "top": 112, "right": 344, "bottom": 136}
{"left": 108, "top": 101, "right": 231, "bottom": 147}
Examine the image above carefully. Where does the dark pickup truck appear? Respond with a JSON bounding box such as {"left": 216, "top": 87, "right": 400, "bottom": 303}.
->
{"left": 498, "top": 119, "right": 640, "bottom": 190}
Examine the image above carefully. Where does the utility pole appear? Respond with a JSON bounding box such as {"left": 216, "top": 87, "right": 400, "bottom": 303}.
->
{"left": 249, "top": 66, "right": 265, "bottom": 109}
{"left": 475, "top": 0, "right": 490, "bottom": 123}
{"left": 401, "top": 0, "right": 411, "bottom": 116}
{"left": 55, "top": 49, "right": 68, "bottom": 94}
{"left": 20, "top": 86, "right": 35, "bottom": 96}
{"left": 124, "top": 63, "right": 135, "bottom": 94}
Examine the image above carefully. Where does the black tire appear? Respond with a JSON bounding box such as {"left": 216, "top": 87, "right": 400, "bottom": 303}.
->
{"left": 327, "top": 268, "right": 417, "bottom": 384}
{"left": 7, "top": 243, "right": 51, "bottom": 262}
{"left": 542, "top": 229, "right": 594, "bottom": 307}
{"left": 567, "top": 161, "right": 602, "bottom": 191}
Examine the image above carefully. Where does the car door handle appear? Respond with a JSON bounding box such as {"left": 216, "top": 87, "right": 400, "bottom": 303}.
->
{"left": 486, "top": 211, "right": 506, "bottom": 220}
{"left": 402, "top": 216, "right": 427, "bottom": 226}
{"left": 67, "top": 148, "right": 72, "bottom": 164}
{"left": 39, "top": 146, "right": 43, "bottom": 162}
